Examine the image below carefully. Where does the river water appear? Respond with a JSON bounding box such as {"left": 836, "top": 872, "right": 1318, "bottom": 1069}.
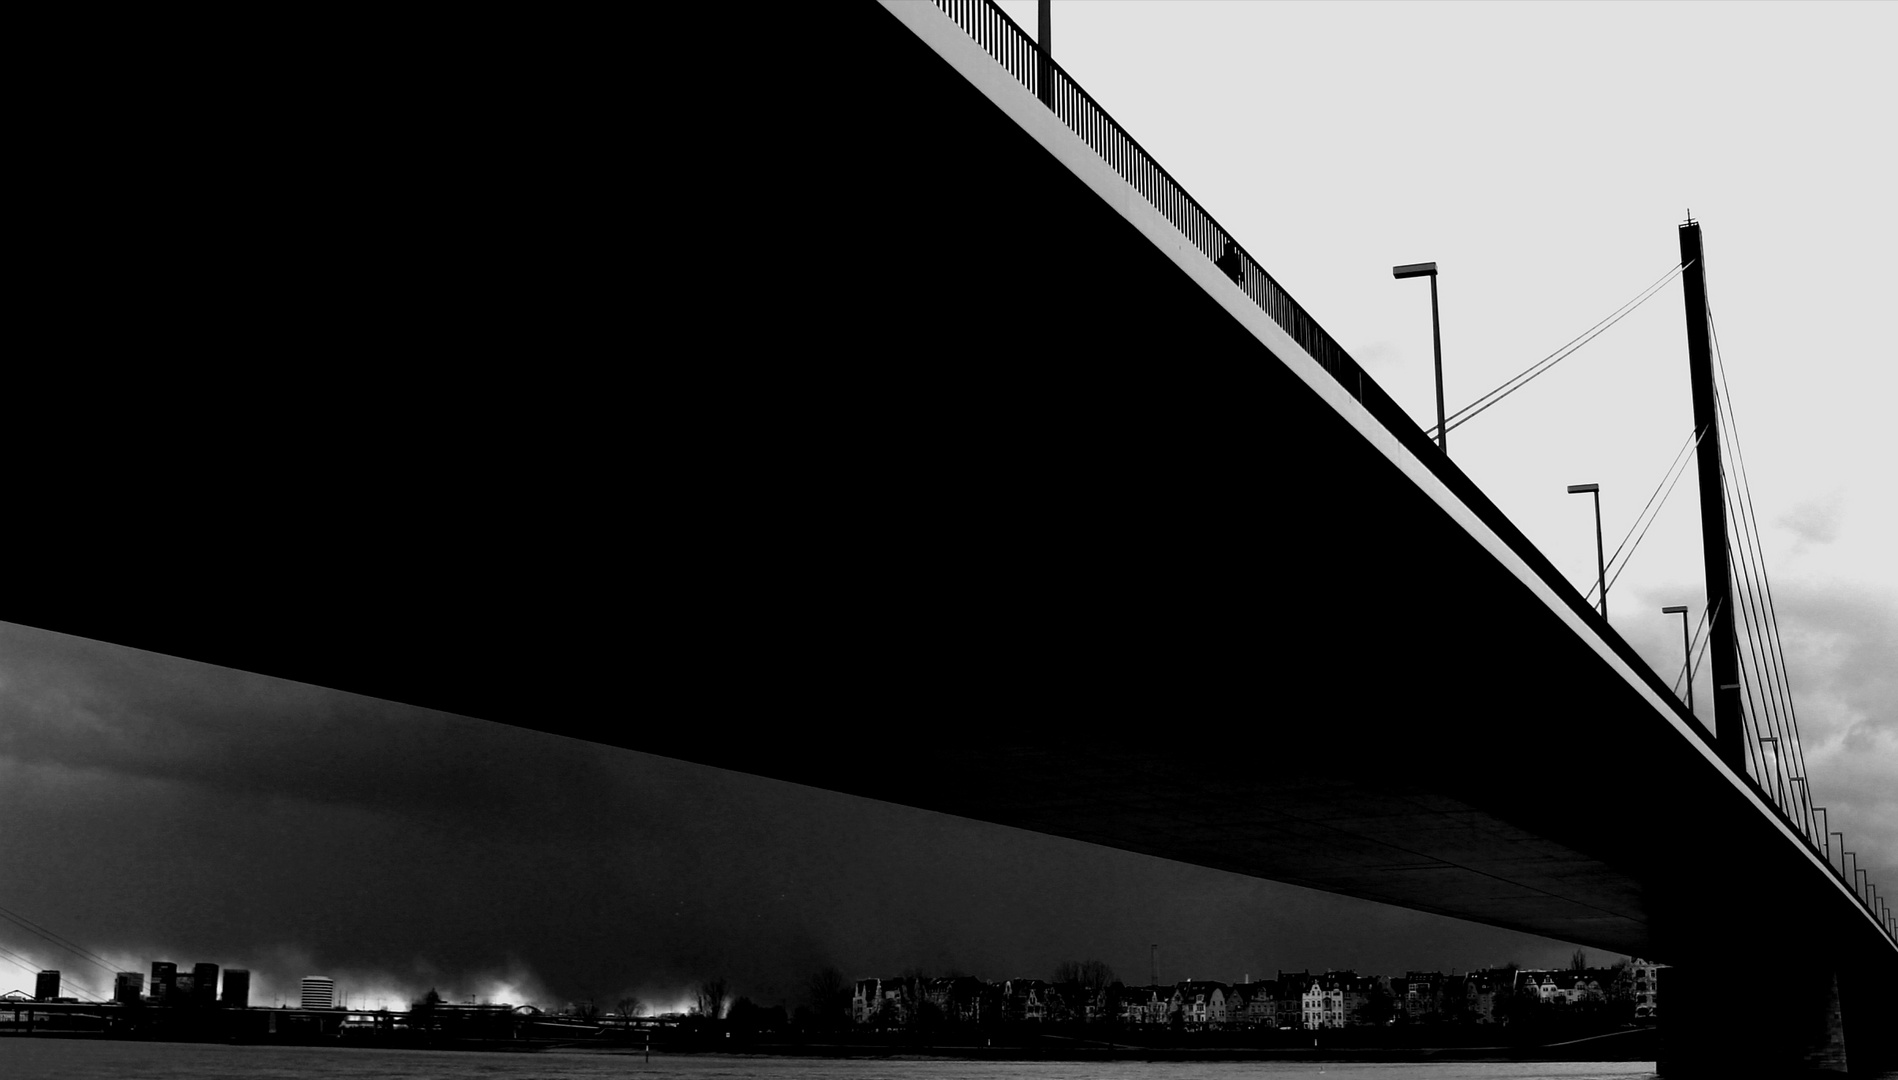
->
{"left": 0, "top": 1041, "right": 1657, "bottom": 1080}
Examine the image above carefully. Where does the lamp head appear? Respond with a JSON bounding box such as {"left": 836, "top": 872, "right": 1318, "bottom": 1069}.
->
{"left": 1662, "top": 605, "right": 1688, "bottom": 614}
{"left": 1392, "top": 262, "right": 1438, "bottom": 279}
{"left": 1567, "top": 483, "right": 1599, "bottom": 494}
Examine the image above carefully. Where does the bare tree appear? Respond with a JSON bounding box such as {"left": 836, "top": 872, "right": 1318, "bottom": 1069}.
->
{"left": 617, "top": 996, "right": 646, "bottom": 1019}
{"left": 806, "top": 966, "right": 851, "bottom": 1028}
{"left": 1569, "top": 949, "right": 1588, "bottom": 972}
{"left": 1053, "top": 959, "right": 1117, "bottom": 991}
{"left": 696, "top": 977, "right": 729, "bottom": 1021}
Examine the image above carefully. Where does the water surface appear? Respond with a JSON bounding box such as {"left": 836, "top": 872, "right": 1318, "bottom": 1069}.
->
{"left": 0, "top": 1040, "right": 1660, "bottom": 1080}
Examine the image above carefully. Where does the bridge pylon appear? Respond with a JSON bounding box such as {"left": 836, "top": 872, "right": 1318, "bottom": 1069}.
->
{"left": 1678, "top": 219, "right": 1742, "bottom": 772}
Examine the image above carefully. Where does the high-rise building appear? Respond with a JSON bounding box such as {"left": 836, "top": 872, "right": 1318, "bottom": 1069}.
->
{"left": 300, "top": 976, "right": 335, "bottom": 1010}
{"left": 222, "top": 969, "right": 251, "bottom": 1009}
{"left": 35, "top": 970, "right": 60, "bottom": 1002}
{"left": 193, "top": 963, "right": 220, "bottom": 1007}
{"left": 151, "top": 962, "right": 177, "bottom": 1004}
{"left": 174, "top": 973, "right": 196, "bottom": 1002}
{"left": 114, "top": 972, "right": 145, "bottom": 1004}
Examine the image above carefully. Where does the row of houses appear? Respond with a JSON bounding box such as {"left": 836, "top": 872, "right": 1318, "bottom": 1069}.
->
{"left": 852, "top": 960, "right": 1662, "bottom": 1029}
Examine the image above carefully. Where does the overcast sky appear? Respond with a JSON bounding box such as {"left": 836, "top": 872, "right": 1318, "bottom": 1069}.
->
{"left": 4, "top": 0, "right": 1893, "bottom": 1013}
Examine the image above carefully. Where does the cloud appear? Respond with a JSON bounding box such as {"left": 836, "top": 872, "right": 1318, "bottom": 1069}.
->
{"left": 1763, "top": 580, "right": 1898, "bottom": 886}
{"left": 1779, "top": 489, "right": 1846, "bottom": 548}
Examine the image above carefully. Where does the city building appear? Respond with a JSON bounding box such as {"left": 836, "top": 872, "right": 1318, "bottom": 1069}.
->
{"left": 1301, "top": 974, "right": 1344, "bottom": 1029}
{"left": 1228, "top": 980, "right": 1277, "bottom": 1028}
{"left": 114, "top": 972, "right": 144, "bottom": 1004}
{"left": 1519, "top": 969, "right": 1561, "bottom": 1003}
{"left": 301, "top": 976, "right": 336, "bottom": 1010}
{"left": 852, "top": 977, "right": 923, "bottom": 1027}
{"left": 1002, "top": 979, "right": 1051, "bottom": 1023}
{"left": 1400, "top": 971, "right": 1444, "bottom": 1022}
{"left": 222, "top": 969, "right": 251, "bottom": 1009}
{"left": 150, "top": 962, "right": 177, "bottom": 1004}
{"left": 1338, "top": 972, "right": 1383, "bottom": 1026}
{"left": 1114, "top": 984, "right": 1166, "bottom": 1026}
{"left": 851, "top": 978, "right": 880, "bottom": 1025}
{"left": 35, "top": 970, "right": 60, "bottom": 1002}
{"left": 1172, "top": 981, "right": 1228, "bottom": 1027}
{"left": 921, "top": 976, "right": 988, "bottom": 1025}
{"left": 1465, "top": 971, "right": 1502, "bottom": 1023}
{"left": 1631, "top": 958, "right": 1662, "bottom": 1019}
{"left": 193, "top": 963, "right": 220, "bottom": 1007}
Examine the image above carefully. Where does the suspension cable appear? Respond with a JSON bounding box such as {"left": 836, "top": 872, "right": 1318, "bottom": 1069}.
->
{"left": 1673, "top": 601, "right": 1713, "bottom": 697}
{"left": 1588, "top": 426, "right": 1706, "bottom": 602}
{"left": 1426, "top": 261, "right": 1690, "bottom": 440}
{"left": 1709, "top": 300, "right": 1816, "bottom": 834}
{"left": 0, "top": 905, "right": 120, "bottom": 980}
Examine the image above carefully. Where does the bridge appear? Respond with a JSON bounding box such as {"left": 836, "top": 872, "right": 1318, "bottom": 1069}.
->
{"left": 5, "top": 2, "right": 1893, "bottom": 1075}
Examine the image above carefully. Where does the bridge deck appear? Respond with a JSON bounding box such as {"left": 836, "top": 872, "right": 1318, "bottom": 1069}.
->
{"left": 5, "top": 1, "right": 1891, "bottom": 1066}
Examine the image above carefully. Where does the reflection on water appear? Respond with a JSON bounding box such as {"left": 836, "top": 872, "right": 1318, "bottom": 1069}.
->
{"left": 0, "top": 1041, "right": 1658, "bottom": 1080}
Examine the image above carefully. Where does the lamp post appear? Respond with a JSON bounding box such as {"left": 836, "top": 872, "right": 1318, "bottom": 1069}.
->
{"left": 1759, "top": 735, "right": 1789, "bottom": 813}
{"left": 1662, "top": 605, "right": 1691, "bottom": 713}
{"left": 1790, "top": 776, "right": 1812, "bottom": 842}
{"left": 1393, "top": 261, "right": 1445, "bottom": 453}
{"left": 1567, "top": 484, "right": 1605, "bottom": 617}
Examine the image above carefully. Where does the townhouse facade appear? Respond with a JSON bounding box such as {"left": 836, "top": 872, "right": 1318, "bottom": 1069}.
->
{"left": 1171, "top": 981, "right": 1228, "bottom": 1028}
{"left": 847, "top": 957, "right": 1659, "bottom": 1032}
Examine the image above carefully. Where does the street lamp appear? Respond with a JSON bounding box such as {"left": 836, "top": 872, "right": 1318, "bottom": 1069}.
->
{"left": 1759, "top": 735, "right": 1788, "bottom": 813}
{"left": 1662, "top": 605, "right": 1691, "bottom": 713}
{"left": 1393, "top": 261, "right": 1445, "bottom": 453}
{"left": 1568, "top": 484, "right": 1605, "bottom": 617}
{"left": 1790, "top": 776, "right": 1812, "bottom": 842}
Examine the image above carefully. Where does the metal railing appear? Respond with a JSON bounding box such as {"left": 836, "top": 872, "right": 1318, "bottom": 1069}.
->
{"left": 932, "top": 0, "right": 1387, "bottom": 416}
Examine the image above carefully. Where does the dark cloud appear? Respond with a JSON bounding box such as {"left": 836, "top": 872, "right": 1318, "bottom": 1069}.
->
{"left": 1622, "top": 575, "right": 1898, "bottom": 908}
{"left": 0, "top": 622, "right": 1611, "bottom": 1009}
{"left": 1771, "top": 581, "right": 1898, "bottom": 879}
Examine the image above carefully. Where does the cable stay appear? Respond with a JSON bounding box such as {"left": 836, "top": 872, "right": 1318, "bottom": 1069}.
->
{"left": 0, "top": 905, "right": 121, "bottom": 980}
{"left": 1672, "top": 599, "right": 1715, "bottom": 698}
{"left": 1694, "top": 240, "right": 1818, "bottom": 844}
{"left": 1425, "top": 260, "right": 1689, "bottom": 441}
{"left": 1583, "top": 426, "right": 1706, "bottom": 605}
{"left": 1710, "top": 302, "right": 1815, "bottom": 834}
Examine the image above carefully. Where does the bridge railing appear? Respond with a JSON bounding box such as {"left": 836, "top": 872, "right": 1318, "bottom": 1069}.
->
{"left": 931, "top": 0, "right": 1392, "bottom": 425}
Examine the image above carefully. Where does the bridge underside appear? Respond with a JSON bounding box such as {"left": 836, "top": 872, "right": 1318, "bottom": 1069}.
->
{"left": 12, "top": 3, "right": 1893, "bottom": 1072}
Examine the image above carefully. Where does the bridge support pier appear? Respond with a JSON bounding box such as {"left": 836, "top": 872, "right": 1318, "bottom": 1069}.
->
{"left": 1659, "top": 962, "right": 1849, "bottom": 1076}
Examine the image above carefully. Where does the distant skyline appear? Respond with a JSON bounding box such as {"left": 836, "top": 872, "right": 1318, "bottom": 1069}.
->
{"left": 5, "top": 0, "right": 1893, "bottom": 1016}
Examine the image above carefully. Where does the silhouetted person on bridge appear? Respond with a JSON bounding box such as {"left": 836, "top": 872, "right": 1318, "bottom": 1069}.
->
{"left": 1215, "top": 240, "right": 1244, "bottom": 286}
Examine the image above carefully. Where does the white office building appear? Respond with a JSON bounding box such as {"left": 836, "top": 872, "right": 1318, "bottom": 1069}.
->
{"left": 300, "top": 976, "right": 335, "bottom": 1009}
